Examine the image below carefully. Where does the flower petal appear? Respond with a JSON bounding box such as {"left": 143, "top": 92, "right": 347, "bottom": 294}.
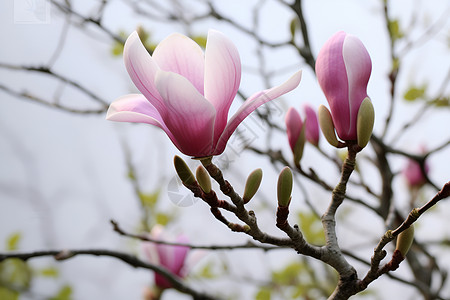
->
{"left": 303, "top": 104, "right": 320, "bottom": 146}
{"left": 106, "top": 94, "right": 182, "bottom": 150}
{"left": 342, "top": 34, "right": 372, "bottom": 138}
{"left": 171, "top": 235, "right": 190, "bottom": 275}
{"left": 152, "top": 33, "right": 205, "bottom": 95}
{"left": 155, "top": 70, "right": 216, "bottom": 157}
{"left": 315, "top": 31, "right": 350, "bottom": 139}
{"left": 214, "top": 70, "right": 302, "bottom": 155}
{"left": 123, "top": 31, "right": 166, "bottom": 114}
{"left": 204, "top": 30, "right": 241, "bottom": 143}
{"left": 285, "top": 107, "right": 303, "bottom": 151}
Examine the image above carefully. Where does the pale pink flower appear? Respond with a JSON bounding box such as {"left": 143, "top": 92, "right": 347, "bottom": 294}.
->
{"left": 315, "top": 31, "right": 372, "bottom": 141}
{"left": 107, "top": 30, "right": 302, "bottom": 157}
{"left": 143, "top": 226, "right": 190, "bottom": 289}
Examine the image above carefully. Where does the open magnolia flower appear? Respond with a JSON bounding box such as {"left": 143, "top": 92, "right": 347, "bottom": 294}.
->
{"left": 107, "top": 30, "right": 302, "bottom": 157}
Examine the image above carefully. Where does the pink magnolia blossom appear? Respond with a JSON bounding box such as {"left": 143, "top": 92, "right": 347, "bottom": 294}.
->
{"left": 107, "top": 30, "right": 302, "bottom": 157}
{"left": 143, "top": 226, "right": 190, "bottom": 289}
{"left": 403, "top": 152, "right": 430, "bottom": 188}
{"left": 285, "top": 105, "right": 319, "bottom": 150}
{"left": 303, "top": 104, "right": 320, "bottom": 146}
{"left": 315, "top": 31, "right": 372, "bottom": 141}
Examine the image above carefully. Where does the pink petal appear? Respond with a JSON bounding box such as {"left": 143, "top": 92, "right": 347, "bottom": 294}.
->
{"left": 152, "top": 33, "right": 205, "bottom": 95}
{"left": 342, "top": 34, "right": 372, "bottom": 139}
{"left": 123, "top": 31, "right": 166, "bottom": 114}
{"left": 315, "top": 31, "right": 350, "bottom": 140}
{"left": 285, "top": 107, "right": 303, "bottom": 151}
{"left": 171, "top": 235, "right": 190, "bottom": 276}
{"left": 106, "top": 94, "right": 182, "bottom": 150}
{"left": 214, "top": 70, "right": 302, "bottom": 155}
{"left": 204, "top": 30, "right": 241, "bottom": 143}
{"left": 155, "top": 70, "right": 216, "bottom": 157}
{"left": 303, "top": 104, "right": 320, "bottom": 146}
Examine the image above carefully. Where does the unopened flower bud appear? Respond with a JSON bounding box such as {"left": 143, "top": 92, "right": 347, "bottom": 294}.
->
{"left": 174, "top": 156, "right": 195, "bottom": 185}
{"left": 356, "top": 97, "right": 375, "bottom": 148}
{"left": 277, "top": 167, "right": 293, "bottom": 207}
{"left": 318, "top": 105, "right": 341, "bottom": 147}
{"left": 395, "top": 225, "right": 414, "bottom": 257}
{"left": 196, "top": 166, "right": 211, "bottom": 193}
{"left": 285, "top": 107, "right": 306, "bottom": 167}
{"left": 316, "top": 31, "right": 372, "bottom": 143}
{"left": 243, "top": 168, "right": 263, "bottom": 204}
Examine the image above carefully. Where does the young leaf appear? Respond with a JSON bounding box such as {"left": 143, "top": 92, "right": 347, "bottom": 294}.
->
{"left": 49, "top": 285, "right": 73, "bottom": 300}
{"left": 404, "top": 85, "right": 427, "bottom": 101}
{"left": 7, "top": 233, "right": 21, "bottom": 251}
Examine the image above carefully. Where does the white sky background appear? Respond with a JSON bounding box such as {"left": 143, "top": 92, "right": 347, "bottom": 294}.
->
{"left": 0, "top": 0, "right": 449, "bottom": 299}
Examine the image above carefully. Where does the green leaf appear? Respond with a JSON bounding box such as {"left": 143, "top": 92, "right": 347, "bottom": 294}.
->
{"left": 429, "top": 96, "right": 449, "bottom": 107}
{"left": 289, "top": 18, "right": 300, "bottom": 38}
{"left": 388, "top": 19, "right": 404, "bottom": 41}
{"left": 111, "top": 43, "right": 124, "bottom": 56}
{"left": 404, "top": 85, "right": 427, "bottom": 101}
{"left": 191, "top": 35, "right": 207, "bottom": 48}
{"left": 298, "top": 212, "right": 325, "bottom": 245}
{"left": 0, "top": 287, "right": 19, "bottom": 300}
{"left": 272, "top": 262, "right": 302, "bottom": 285}
{"left": 49, "top": 285, "right": 72, "bottom": 300}
{"left": 7, "top": 233, "right": 21, "bottom": 251}
{"left": 139, "top": 191, "right": 160, "bottom": 209}
{"left": 155, "top": 213, "right": 170, "bottom": 226}
{"left": 0, "top": 259, "right": 32, "bottom": 290}
{"left": 255, "top": 287, "right": 271, "bottom": 300}
{"left": 111, "top": 30, "right": 129, "bottom": 57}
{"left": 39, "top": 267, "right": 59, "bottom": 278}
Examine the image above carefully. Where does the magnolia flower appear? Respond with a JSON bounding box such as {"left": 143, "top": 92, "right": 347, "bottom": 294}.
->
{"left": 315, "top": 31, "right": 374, "bottom": 148}
{"left": 303, "top": 104, "right": 320, "bottom": 146}
{"left": 143, "top": 226, "right": 190, "bottom": 289}
{"left": 403, "top": 152, "right": 430, "bottom": 188}
{"left": 107, "top": 30, "right": 302, "bottom": 157}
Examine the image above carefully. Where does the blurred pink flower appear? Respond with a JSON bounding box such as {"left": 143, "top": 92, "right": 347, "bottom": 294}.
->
{"left": 143, "top": 226, "right": 190, "bottom": 289}
{"left": 403, "top": 153, "right": 430, "bottom": 188}
{"left": 107, "top": 30, "right": 302, "bottom": 157}
{"left": 315, "top": 31, "right": 372, "bottom": 142}
{"left": 303, "top": 104, "right": 320, "bottom": 146}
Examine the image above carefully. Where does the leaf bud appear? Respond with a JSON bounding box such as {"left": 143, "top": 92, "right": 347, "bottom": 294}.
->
{"left": 196, "top": 165, "right": 211, "bottom": 193}
{"left": 243, "top": 169, "right": 263, "bottom": 204}
{"left": 277, "top": 167, "right": 293, "bottom": 207}
{"left": 395, "top": 225, "right": 414, "bottom": 257}
{"left": 174, "top": 156, "right": 195, "bottom": 186}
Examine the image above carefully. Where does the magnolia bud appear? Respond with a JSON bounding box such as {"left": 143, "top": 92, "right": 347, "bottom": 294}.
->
{"left": 356, "top": 97, "right": 375, "bottom": 148}
{"left": 277, "top": 167, "right": 293, "bottom": 207}
{"left": 174, "top": 156, "right": 195, "bottom": 185}
{"left": 395, "top": 225, "right": 414, "bottom": 257}
{"left": 318, "top": 105, "right": 340, "bottom": 147}
{"left": 316, "top": 31, "right": 372, "bottom": 142}
{"left": 243, "top": 168, "right": 263, "bottom": 204}
{"left": 196, "top": 166, "right": 211, "bottom": 193}
{"left": 285, "top": 107, "right": 306, "bottom": 167}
